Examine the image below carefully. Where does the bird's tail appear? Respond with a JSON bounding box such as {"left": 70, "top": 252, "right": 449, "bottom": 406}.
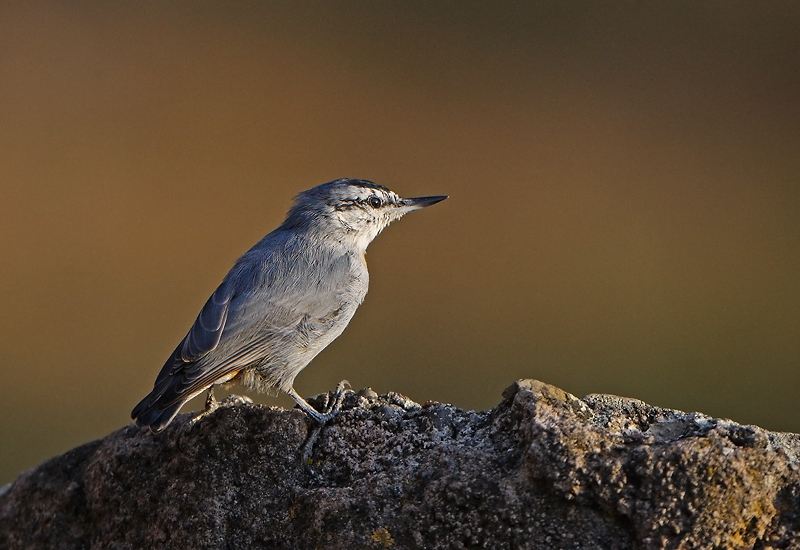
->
{"left": 131, "top": 391, "right": 189, "bottom": 434}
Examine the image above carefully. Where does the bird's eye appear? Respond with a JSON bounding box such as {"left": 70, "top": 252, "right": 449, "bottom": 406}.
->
{"left": 368, "top": 196, "right": 382, "bottom": 208}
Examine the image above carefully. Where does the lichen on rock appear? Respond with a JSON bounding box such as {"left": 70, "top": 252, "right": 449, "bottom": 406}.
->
{"left": 2, "top": 380, "right": 799, "bottom": 549}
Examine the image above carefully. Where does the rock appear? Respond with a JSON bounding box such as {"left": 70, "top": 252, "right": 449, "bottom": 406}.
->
{"left": 2, "top": 380, "right": 799, "bottom": 549}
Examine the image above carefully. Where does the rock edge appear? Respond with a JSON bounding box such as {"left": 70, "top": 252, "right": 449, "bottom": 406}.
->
{"left": 2, "top": 379, "right": 800, "bottom": 549}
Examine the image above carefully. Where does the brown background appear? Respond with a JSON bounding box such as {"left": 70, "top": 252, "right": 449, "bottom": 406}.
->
{"left": 1, "top": 1, "right": 799, "bottom": 485}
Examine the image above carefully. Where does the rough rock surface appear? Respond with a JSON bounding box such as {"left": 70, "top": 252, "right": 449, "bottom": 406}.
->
{"left": 2, "top": 380, "right": 800, "bottom": 549}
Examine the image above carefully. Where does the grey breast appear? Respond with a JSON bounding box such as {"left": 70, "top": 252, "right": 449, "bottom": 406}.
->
{"left": 201, "top": 229, "right": 369, "bottom": 390}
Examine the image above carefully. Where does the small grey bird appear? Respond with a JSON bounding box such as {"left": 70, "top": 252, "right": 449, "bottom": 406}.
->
{"left": 132, "top": 178, "right": 447, "bottom": 433}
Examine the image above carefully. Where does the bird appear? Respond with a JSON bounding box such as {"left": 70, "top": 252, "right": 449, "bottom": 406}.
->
{"left": 131, "top": 178, "right": 447, "bottom": 433}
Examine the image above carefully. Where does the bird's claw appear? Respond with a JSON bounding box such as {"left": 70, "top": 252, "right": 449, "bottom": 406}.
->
{"left": 300, "top": 380, "right": 351, "bottom": 473}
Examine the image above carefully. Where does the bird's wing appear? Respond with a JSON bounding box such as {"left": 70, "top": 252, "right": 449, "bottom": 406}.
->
{"left": 154, "top": 280, "right": 233, "bottom": 382}
{"left": 183, "top": 281, "right": 234, "bottom": 362}
{"left": 145, "top": 251, "right": 356, "bottom": 410}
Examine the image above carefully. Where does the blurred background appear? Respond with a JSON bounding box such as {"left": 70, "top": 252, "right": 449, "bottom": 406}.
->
{"left": 1, "top": 1, "right": 799, "bottom": 485}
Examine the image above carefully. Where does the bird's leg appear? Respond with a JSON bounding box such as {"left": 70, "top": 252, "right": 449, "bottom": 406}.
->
{"left": 205, "top": 386, "right": 220, "bottom": 411}
{"left": 185, "top": 387, "right": 254, "bottom": 429}
{"left": 186, "top": 387, "right": 220, "bottom": 428}
{"left": 301, "top": 424, "right": 325, "bottom": 469}
{"left": 288, "top": 381, "right": 350, "bottom": 469}
{"left": 286, "top": 388, "right": 325, "bottom": 423}
{"left": 286, "top": 380, "right": 350, "bottom": 423}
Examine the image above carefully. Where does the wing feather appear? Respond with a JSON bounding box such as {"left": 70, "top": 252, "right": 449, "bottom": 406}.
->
{"left": 148, "top": 280, "right": 234, "bottom": 396}
{"left": 133, "top": 243, "right": 362, "bottom": 430}
{"left": 149, "top": 332, "right": 279, "bottom": 409}
{"left": 180, "top": 280, "right": 232, "bottom": 363}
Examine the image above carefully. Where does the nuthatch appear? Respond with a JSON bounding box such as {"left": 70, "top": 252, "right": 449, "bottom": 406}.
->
{"left": 132, "top": 179, "right": 447, "bottom": 433}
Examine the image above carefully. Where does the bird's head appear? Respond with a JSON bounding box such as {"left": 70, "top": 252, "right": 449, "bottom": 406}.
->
{"left": 282, "top": 179, "right": 447, "bottom": 253}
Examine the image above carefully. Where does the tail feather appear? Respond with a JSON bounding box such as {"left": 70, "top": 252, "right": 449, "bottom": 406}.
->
{"left": 131, "top": 392, "right": 189, "bottom": 433}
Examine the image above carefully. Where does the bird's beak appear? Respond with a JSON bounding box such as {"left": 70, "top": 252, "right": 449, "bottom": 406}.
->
{"left": 400, "top": 195, "right": 448, "bottom": 212}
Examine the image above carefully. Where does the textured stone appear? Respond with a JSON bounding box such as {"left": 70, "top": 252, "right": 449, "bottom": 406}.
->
{"left": 2, "top": 380, "right": 799, "bottom": 549}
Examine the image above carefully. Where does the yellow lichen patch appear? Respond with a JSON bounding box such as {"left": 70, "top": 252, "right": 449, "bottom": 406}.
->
{"left": 371, "top": 527, "right": 394, "bottom": 548}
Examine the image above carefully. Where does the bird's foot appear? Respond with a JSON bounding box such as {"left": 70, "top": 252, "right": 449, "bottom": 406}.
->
{"left": 286, "top": 380, "right": 350, "bottom": 425}
{"left": 186, "top": 389, "right": 253, "bottom": 430}
{"left": 321, "top": 379, "right": 350, "bottom": 418}
{"left": 176, "top": 390, "right": 252, "bottom": 451}
{"left": 288, "top": 381, "right": 351, "bottom": 473}
{"left": 185, "top": 388, "right": 220, "bottom": 430}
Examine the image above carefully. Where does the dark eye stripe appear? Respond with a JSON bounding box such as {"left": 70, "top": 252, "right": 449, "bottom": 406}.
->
{"left": 333, "top": 195, "right": 388, "bottom": 212}
{"left": 333, "top": 199, "right": 360, "bottom": 212}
